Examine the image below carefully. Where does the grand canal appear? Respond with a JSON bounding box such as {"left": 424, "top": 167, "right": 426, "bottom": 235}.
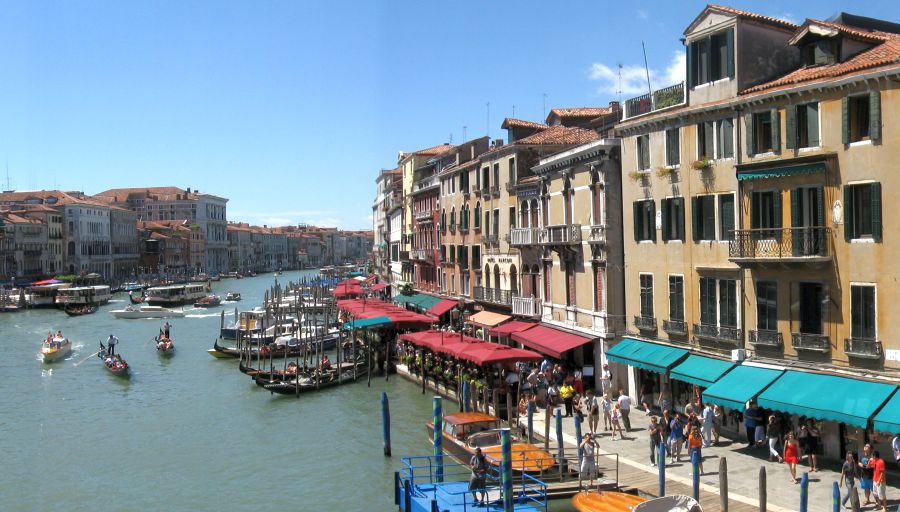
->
{"left": 2, "top": 270, "right": 574, "bottom": 511}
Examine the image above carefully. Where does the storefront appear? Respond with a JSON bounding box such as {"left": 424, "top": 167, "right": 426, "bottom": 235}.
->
{"left": 604, "top": 337, "right": 689, "bottom": 405}
{"left": 510, "top": 323, "right": 597, "bottom": 386}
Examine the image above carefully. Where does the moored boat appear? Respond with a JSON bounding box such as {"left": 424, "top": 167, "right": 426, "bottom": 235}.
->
{"left": 144, "top": 283, "right": 207, "bottom": 305}
{"left": 254, "top": 361, "right": 367, "bottom": 395}
{"left": 209, "top": 338, "right": 307, "bottom": 359}
{"left": 55, "top": 285, "right": 111, "bottom": 306}
{"left": 194, "top": 295, "right": 221, "bottom": 308}
{"left": 64, "top": 304, "right": 98, "bottom": 316}
{"left": 98, "top": 346, "right": 130, "bottom": 377}
{"left": 128, "top": 291, "right": 144, "bottom": 304}
{"left": 111, "top": 305, "right": 186, "bottom": 319}
{"left": 41, "top": 336, "right": 72, "bottom": 363}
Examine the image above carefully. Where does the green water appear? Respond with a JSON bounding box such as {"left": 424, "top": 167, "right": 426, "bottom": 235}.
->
{"left": 2, "top": 270, "right": 574, "bottom": 511}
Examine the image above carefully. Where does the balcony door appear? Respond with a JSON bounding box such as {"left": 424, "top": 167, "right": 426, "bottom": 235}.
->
{"left": 791, "top": 186, "right": 824, "bottom": 256}
{"left": 798, "top": 282, "right": 823, "bottom": 335}
{"left": 751, "top": 190, "right": 780, "bottom": 240}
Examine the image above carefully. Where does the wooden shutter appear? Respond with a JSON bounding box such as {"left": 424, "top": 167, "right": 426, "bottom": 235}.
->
{"left": 844, "top": 185, "right": 854, "bottom": 241}
{"left": 790, "top": 189, "right": 800, "bottom": 228}
{"left": 771, "top": 109, "right": 781, "bottom": 154}
{"left": 869, "top": 91, "right": 881, "bottom": 142}
{"left": 692, "top": 196, "right": 700, "bottom": 242}
{"left": 648, "top": 201, "right": 657, "bottom": 241}
{"left": 871, "top": 182, "right": 882, "bottom": 242}
{"left": 720, "top": 195, "right": 734, "bottom": 240}
{"left": 633, "top": 202, "right": 642, "bottom": 241}
{"left": 807, "top": 103, "right": 820, "bottom": 147}
{"left": 773, "top": 191, "right": 782, "bottom": 230}
{"left": 785, "top": 106, "right": 797, "bottom": 150}
{"left": 841, "top": 97, "right": 851, "bottom": 145}
{"left": 815, "top": 187, "right": 824, "bottom": 227}
{"left": 725, "top": 28, "right": 735, "bottom": 78}
{"left": 675, "top": 198, "right": 685, "bottom": 241}
{"left": 661, "top": 199, "right": 671, "bottom": 241}
{"left": 687, "top": 42, "right": 696, "bottom": 89}
{"left": 746, "top": 113, "right": 755, "bottom": 156}
{"left": 703, "top": 195, "right": 716, "bottom": 239}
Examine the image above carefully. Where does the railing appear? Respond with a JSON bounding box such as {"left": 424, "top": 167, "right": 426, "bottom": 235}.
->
{"left": 750, "top": 329, "right": 783, "bottom": 348}
{"left": 624, "top": 82, "right": 685, "bottom": 119}
{"left": 662, "top": 319, "right": 687, "bottom": 336}
{"left": 729, "top": 227, "right": 832, "bottom": 262}
{"left": 791, "top": 332, "right": 831, "bottom": 353}
{"left": 409, "top": 249, "right": 428, "bottom": 261}
{"left": 540, "top": 224, "right": 582, "bottom": 245}
{"left": 512, "top": 295, "right": 542, "bottom": 317}
{"left": 844, "top": 337, "right": 882, "bottom": 359}
{"left": 414, "top": 176, "right": 438, "bottom": 191}
{"left": 634, "top": 315, "right": 657, "bottom": 332}
{"left": 490, "top": 185, "right": 500, "bottom": 197}
{"left": 693, "top": 323, "right": 743, "bottom": 344}
{"left": 481, "top": 186, "right": 491, "bottom": 197}
{"left": 587, "top": 225, "right": 607, "bottom": 244}
{"left": 505, "top": 182, "right": 516, "bottom": 193}
{"left": 474, "top": 187, "right": 482, "bottom": 197}
{"left": 473, "top": 286, "right": 512, "bottom": 306}
{"left": 483, "top": 234, "right": 499, "bottom": 246}
{"left": 414, "top": 210, "right": 432, "bottom": 222}
{"left": 510, "top": 227, "right": 539, "bottom": 246}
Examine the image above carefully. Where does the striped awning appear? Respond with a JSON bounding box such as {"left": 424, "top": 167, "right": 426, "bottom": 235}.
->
{"left": 737, "top": 162, "right": 825, "bottom": 181}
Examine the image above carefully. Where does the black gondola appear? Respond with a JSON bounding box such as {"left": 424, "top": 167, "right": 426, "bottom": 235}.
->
{"left": 98, "top": 344, "right": 130, "bottom": 377}
{"left": 64, "top": 305, "right": 98, "bottom": 316}
{"left": 253, "top": 361, "right": 368, "bottom": 395}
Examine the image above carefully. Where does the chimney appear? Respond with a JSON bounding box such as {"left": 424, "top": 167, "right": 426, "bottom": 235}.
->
{"left": 491, "top": 139, "right": 504, "bottom": 148}
{"left": 608, "top": 101, "right": 621, "bottom": 112}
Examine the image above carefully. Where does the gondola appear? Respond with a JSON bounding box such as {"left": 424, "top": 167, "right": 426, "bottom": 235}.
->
{"left": 156, "top": 336, "right": 175, "bottom": 356}
{"left": 254, "top": 361, "right": 367, "bottom": 395}
{"left": 129, "top": 292, "right": 144, "bottom": 305}
{"left": 98, "top": 344, "right": 130, "bottom": 377}
{"left": 209, "top": 338, "right": 307, "bottom": 359}
{"left": 64, "top": 304, "right": 98, "bottom": 316}
{"left": 194, "top": 295, "right": 221, "bottom": 308}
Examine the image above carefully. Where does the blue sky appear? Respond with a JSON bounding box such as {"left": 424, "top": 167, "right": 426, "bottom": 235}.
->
{"left": 1, "top": 0, "right": 897, "bottom": 230}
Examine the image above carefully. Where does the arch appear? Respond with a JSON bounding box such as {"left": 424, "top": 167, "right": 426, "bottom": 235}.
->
{"left": 493, "top": 264, "right": 501, "bottom": 290}
{"left": 484, "top": 264, "right": 491, "bottom": 288}
{"left": 520, "top": 200, "right": 529, "bottom": 227}
{"left": 510, "top": 264, "right": 518, "bottom": 295}
{"left": 474, "top": 202, "right": 482, "bottom": 229}
{"left": 529, "top": 199, "right": 539, "bottom": 228}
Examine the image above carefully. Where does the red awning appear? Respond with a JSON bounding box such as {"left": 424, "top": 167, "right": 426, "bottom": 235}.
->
{"left": 369, "top": 283, "right": 388, "bottom": 292}
{"left": 489, "top": 321, "right": 538, "bottom": 337}
{"left": 511, "top": 324, "right": 595, "bottom": 359}
{"left": 427, "top": 299, "right": 458, "bottom": 317}
{"left": 459, "top": 344, "right": 542, "bottom": 366}
{"left": 338, "top": 298, "right": 434, "bottom": 328}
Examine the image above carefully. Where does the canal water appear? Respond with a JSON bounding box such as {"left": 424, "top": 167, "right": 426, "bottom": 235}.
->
{"left": 2, "top": 270, "right": 574, "bottom": 511}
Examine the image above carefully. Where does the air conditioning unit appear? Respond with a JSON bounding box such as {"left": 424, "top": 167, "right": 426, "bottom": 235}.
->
{"left": 731, "top": 349, "right": 747, "bottom": 362}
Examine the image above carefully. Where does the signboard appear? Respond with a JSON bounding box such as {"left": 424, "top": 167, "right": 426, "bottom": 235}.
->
{"left": 886, "top": 349, "right": 900, "bottom": 362}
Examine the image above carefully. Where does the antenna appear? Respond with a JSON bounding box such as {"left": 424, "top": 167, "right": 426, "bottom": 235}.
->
{"left": 617, "top": 64, "right": 624, "bottom": 105}
{"left": 463, "top": 126, "right": 467, "bottom": 141}
{"left": 5, "top": 160, "right": 9, "bottom": 191}
{"left": 512, "top": 105, "right": 516, "bottom": 117}
{"left": 449, "top": 133, "right": 453, "bottom": 144}
{"left": 642, "top": 41, "right": 652, "bottom": 95}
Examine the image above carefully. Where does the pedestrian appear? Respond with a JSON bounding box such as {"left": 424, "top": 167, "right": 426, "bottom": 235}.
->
{"left": 560, "top": 381, "right": 575, "bottom": 417}
{"left": 744, "top": 401, "right": 761, "bottom": 449}
{"left": 668, "top": 412, "right": 685, "bottom": 463}
{"left": 648, "top": 416, "right": 663, "bottom": 466}
{"left": 784, "top": 431, "right": 800, "bottom": 484}
{"left": 611, "top": 403, "right": 626, "bottom": 440}
{"left": 504, "top": 370, "right": 520, "bottom": 398}
{"left": 658, "top": 387, "right": 671, "bottom": 415}
{"left": 580, "top": 433, "right": 599, "bottom": 489}
{"left": 468, "top": 447, "right": 488, "bottom": 505}
{"left": 548, "top": 382, "right": 560, "bottom": 407}
{"left": 600, "top": 363, "right": 611, "bottom": 394}
{"left": 617, "top": 389, "right": 632, "bottom": 431}
{"left": 106, "top": 334, "right": 119, "bottom": 356}
{"left": 660, "top": 409, "right": 672, "bottom": 458}
{"left": 701, "top": 403, "right": 714, "bottom": 447}
{"left": 687, "top": 426, "right": 704, "bottom": 476}
{"left": 766, "top": 415, "right": 783, "bottom": 462}
{"left": 839, "top": 450, "right": 859, "bottom": 509}
{"left": 584, "top": 389, "right": 599, "bottom": 435}
{"left": 868, "top": 450, "right": 887, "bottom": 512}
{"left": 860, "top": 443, "right": 875, "bottom": 506}
{"left": 573, "top": 393, "right": 584, "bottom": 422}
{"left": 601, "top": 393, "right": 612, "bottom": 432}
{"left": 804, "top": 419, "right": 820, "bottom": 472}
{"left": 712, "top": 404, "right": 723, "bottom": 445}
{"left": 539, "top": 358, "right": 550, "bottom": 374}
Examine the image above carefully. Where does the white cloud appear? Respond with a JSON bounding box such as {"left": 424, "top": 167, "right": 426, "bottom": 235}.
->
{"left": 589, "top": 51, "right": 686, "bottom": 97}
{"left": 636, "top": 9, "right": 648, "bottom": 20}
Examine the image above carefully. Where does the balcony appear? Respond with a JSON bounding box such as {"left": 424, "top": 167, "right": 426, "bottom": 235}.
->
{"left": 474, "top": 188, "right": 483, "bottom": 198}
{"left": 490, "top": 185, "right": 500, "bottom": 197}
{"left": 662, "top": 319, "right": 688, "bottom": 336}
{"left": 634, "top": 316, "right": 657, "bottom": 332}
{"left": 729, "top": 227, "right": 832, "bottom": 264}
{"left": 844, "top": 337, "right": 883, "bottom": 359}
{"left": 791, "top": 333, "right": 831, "bottom": 353}
{"left": 693, "top": 324, "right": 743, "bottom": 344}
{"left": 540, "top": 224, "right": 582, "bottom": 245}
{"left": 481, "top": 186, "right": 491, "bottom": 197}
{"left": 473, "top": 286, "right": 512, "bottom": 306}
{"left": 623, "top": 82, "right": 685, "bottom": 120}
{"left": 483, "top": 234, "right": 499, "bottom": 246}
{"left": 414, "top": 210, "right": 433, "bottom": 223}
{"left": 505, "top": 182, "right": 516, "bottom": 193}
{"left": 510, "top": 227, "right": 539, "bottom": 246}
{"left": 512, "top": 296, "right": 541, "bottom": 317}
{"left": 749, "top": 330, "right": 783, "bottom": 348}
{"left": 587, "top": 225, "right": 607, "bottom": 244}
{"left": 409, "top": 249, "right": 428, "bottom": 261}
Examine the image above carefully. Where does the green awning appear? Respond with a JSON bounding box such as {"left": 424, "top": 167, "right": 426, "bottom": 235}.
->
{"left": 392, "top": 292, "right": 442, "bottom": 311}
{"left": 757, "top": 371, "right": 897, "bottom": 428}
{"left": 343, "top": 316, "right": 392, "bottom": 330}
{"left": 873, "top": 389, "right": 900, "bottom": 434}
{"left": 737, "top": 162, "right": 825, "bottom": 181}
{"left": 702, "top": 365, "right": 783, "bottom": 411}
{"left": 670, "top": 355, "right": 735, "bottom": 388}
{"left": 605, "top": 338, "right": 688, "bottom": 374}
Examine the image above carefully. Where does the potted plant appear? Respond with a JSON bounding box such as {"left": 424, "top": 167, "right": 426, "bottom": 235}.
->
{"left": 629, "top": 171, "right": 649, "bottom": 184}
{"left": 656, "top": 166, "right": 676, "bottom": 179}
{"left": 691, "top": 158, "right": 713, "bottom": 171}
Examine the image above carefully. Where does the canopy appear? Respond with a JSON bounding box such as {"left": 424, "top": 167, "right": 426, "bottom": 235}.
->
{"left": 369, "top": 283, "right": 388, "bottom": 292}
{"left": 343, "top": 316, "right": 392, "bottom": 330}
{"left": 427, "top": 299, "right": 459, "bottom": 317}
{"left": 337, "top": 298, "right": 434, "bottom": 329}
{"left": 737, "top": 162, "right": 826, "bottom": 181}
{"left": 489, "top": 321, "right": 537, "bottom": 337}
{"left": 872, "top": 389, "right": 900, "bottom": 434}
{"left": 670, "top": 355, "right": 735, "bottom": 388}
{"left": 757, "top": 370, "right": 897, "bottom": 428}
{"left": 399, "top": 330, "right": 540, "bottom": 366}
{"left": 511, "top": 324, "right": 595, "bottom": 359}
{"left": 30, "top": 279, "right": 65, "bottom": 286}
{"left": 468, "top": 310, "right": 511, "bottom": 328}
{"left": 393, "top": 292, "right": 442, "bottom": 311}
{"left": 459, "top": 344, "right": 542, "bottom": 366}
{"left": 702, "top": 365, "right": 783, "bottom": 411}
{"left": 604, "top": 337, "right": 688, "bottom": 374}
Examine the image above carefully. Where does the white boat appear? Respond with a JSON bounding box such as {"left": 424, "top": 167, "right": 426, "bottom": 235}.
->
{"left": 144, "top": 283, "right": 207, "bottom": 305}
{"left": 27, "top": 283, "right": 71, "bottom": 307}
{"left": 110, "top": 305, "right": 186, "bottom": 319}
{"left": 40, "top": 336, "right": 72, "bottom": 363}
{"left": 55, "top": 285, "right": 111, "bottom": 306}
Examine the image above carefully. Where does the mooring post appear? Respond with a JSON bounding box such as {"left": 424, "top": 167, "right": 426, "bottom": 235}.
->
{"left": 832, "top": 481, "right": 840, "bottom": 512}
{"left": 758, "top": 466, "right": 767, "bottom": 512}
{"left": 506, "top": 391, "right": 514, "bottom": 430}
{"left": 381, "top": 392, "right": 391, "bottom": 457}
{"left": 556, "top": 408, "right": 564, "bottom": 481}
{"left": 574, "top": 414, "right": 583, "bottom": 462}
{"left": 720, "top": 457, "right": 728, "bottom": 511}
{"left": 799, "top": 472, "right": 809, "bottom": 512}
{"left": 433, "top": 396, "right": 443, "bottom": 483}
{"left": 493, "top": 388, "right": 500, "bottom": 419}
{"left": 691, "top": 449, "right": 700, "bottom": 501}
{"left": 658, "top": 442, "right": 666, "bottom": 497}
{"left": 500, "top": 428, "right": 513, "bottom": 512}
{"left": 544, "top": 406, "right": 551, "bottom": 451}
{"left": 527, "top": 400, "right": 534, "bottom": 444}
{"left": 462, "top": 380, "right": 470, "bottom": 413}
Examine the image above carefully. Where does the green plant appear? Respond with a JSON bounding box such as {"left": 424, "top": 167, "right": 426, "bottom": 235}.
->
{"left": 691, "top": 158, "right": 713, "bottom": 171}
{"left": 656, "top": 166, "right": 675, "bottom": 179}
{"left": 629, "top": 171, "right": 648, "bottom": 183}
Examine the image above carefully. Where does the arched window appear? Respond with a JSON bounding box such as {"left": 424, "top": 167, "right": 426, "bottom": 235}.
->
{"left": 484, "top": 264, "right": 491, "bottom": 288}
{"left": 493, "top": 264, "right": 501, "bottom": 290}
{"left": 441, "top": 209, "right": 446, "bottom": 231}
{"left": 530, "top": 199, "right": 539, "bottom": 228}
{"left": 563, "top": 178, "right": 573, "bottom": 225}
{"left": 474, "top": 202, "right": 482, "bottom": 229}
{"left": 520, "top": 200, "right": 529, "bottom": 227}
{"left": 450, "top": 207, "right": 456, "bottom": 229}
{"left": 591, "top": 170, "right": 604, "bottom": 226}
{"left": 510, "top": 265, "right": 518, "bottom": 295}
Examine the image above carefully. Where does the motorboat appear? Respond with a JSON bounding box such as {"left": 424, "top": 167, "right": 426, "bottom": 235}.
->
{"left": 194, "top": 295, "right": 221, "bottom": 308}
{"left": 41, "top": 336, "right": 72, "bottom": 363}
{"left": 224, "top": 292, "right": 241, "bottom": 301}
{"left": 144, "top": 283, "right": 207, "bottom": 305}
{"left": 111, "top": 305, "right": 185, "bottom": 319}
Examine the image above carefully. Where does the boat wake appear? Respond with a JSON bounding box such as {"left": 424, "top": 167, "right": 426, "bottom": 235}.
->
{"left": 185, "top": 313, "right": 223, "bottom": 318}
{"left": 41, "top": 368, "right": 53, "bottom": 377}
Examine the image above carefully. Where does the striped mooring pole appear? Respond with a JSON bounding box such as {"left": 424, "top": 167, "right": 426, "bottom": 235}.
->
{"left": 433, "top": 396, "right": 443, "bottom": 483}
{"left": 501, "top": 427, "right": 513, "bottom": 512}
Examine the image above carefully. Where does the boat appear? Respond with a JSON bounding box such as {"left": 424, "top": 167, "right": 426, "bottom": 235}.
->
{"left": 144, "top": 283, "right": 207, "bottom": 305}
{"left": 27, "top": 282, "right": 71, "bottom": 308}
{"left": 224, "top": 292, "right": 241, "bottom": 301}
{"left": 98, "top": 346, "right": 130, "bottom": 377}
{"left": 40, "top": 336, "right": 72, "bottom": 363}
{"left": 156, "top": 336, "right": 175, "bottom": 356}
{"left": 633, "top": 496, "right": 701, "bottom": 512}
{"left": 194, "top": 295, "right": 221, "bottom": 308}
{"left": 64, "top": 304, "right": 98, "bottom": 316}
{"left": 426, "top": 412, "right": 555, "bottom": 473}
{"left": 55, "top": 285, "right": 111, "bottom": 306}
{"left": 111, "top": 305, "right": 185, "bottom": 319}
{"left": 219, "top": 307, "right": 272, "bottom": 340}
{"left": 210, "top": 274, "right": 221, "bottom": 282}
{"left": 572, "top": 491, "right": 647, "bottom": 512}
{"left": 0, "top": 303, "right": 20, "bottom": 313}
{"left": 208, "top": 338, "right": 308, "bottom": 359}
{"left": 129, "top": 291, "right": 144, "bottom": 304}
{"left": 254, "top": 361, "right": 368, "bottom": 395}
{"left": 122, "top": 282, "right": 144, "bottom": 292}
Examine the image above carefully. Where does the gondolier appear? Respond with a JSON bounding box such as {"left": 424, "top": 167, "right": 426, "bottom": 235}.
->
{"left": 106, "top": 334, "right": 119, "bottom": 356}
{"left": 163, "top": 321, "right": 171, "bottom": 338}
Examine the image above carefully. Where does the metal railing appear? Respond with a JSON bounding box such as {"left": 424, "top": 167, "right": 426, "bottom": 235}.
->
{"left": 510, "top": 227, "right": 539, "bottom": 246}
{"left": 750, "top": 329, "right": 783, "bottom": 348}
{"left": 662, "top": 319, "right": 687, "bottom": 336}
{"left": 540, "top": 224, "right": 582, "bottom": 245}
{"left": 512, "top": 296, "right": 541, "bottom": 317}
{"left": 481, "top": 186, "right": 491, "bottom": 197}
{"left": 483, "top": 234, "right": 499, "bottom": 246}
{"left": 844, "top": 337, "right": 882, "bottom": 359}
{"left": 634, "top": 315, "right": 656, "bottom": 331}
{"left": 693, "top": 323, "right": 743, "bottom": 344}
{"left": 410, "top": 249, "right": 429, "bottom": 261}
{"left": 791, "top": 332, "right": 831, "bottom": 353}
{"left": 729, "top": 227, "right": 832, "bottom": 261}
{"left": 473, "top": 286, "right": 512, "bottom": 305}
{"left": 414, "top": 210, "right": 432, "bottom": 222}
{"left": 624, "top": 82, "right": 685, "bottom": 119}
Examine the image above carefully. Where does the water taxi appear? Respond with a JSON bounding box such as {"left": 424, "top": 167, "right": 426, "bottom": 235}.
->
{"left": 144, "top": 283, "right": 207, "bottom": 305}
{"left": 194, "top": 295, "right": 221, "bottom": 308}
{"left": 224, "top": 292, "right": 241, "bottom": 301}
{"left": 111, "top": 305, "right": 186, "bottom": 319}
{"left": 41, "top": 336, "right": 72, "bottom": 363}
{"left": 55, "top": 285, "right": 111, "bottom": 306}
{"left": 27, "top": 282, "right": 71, "bottom": 307}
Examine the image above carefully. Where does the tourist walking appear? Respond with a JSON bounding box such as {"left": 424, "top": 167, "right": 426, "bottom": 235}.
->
{"left": 601, "top": 393, "right": 612, "bottom": 431}
{"left": 580, "top": 433, "right": 599, "bottom": 489}
{"left": 610, "top": 403, "right": 626, "bottom": 440}
{"left": 668, "top": 412, "right": 684, "bottom": 463}
{"left": 744, "top": 401, "right": 761, "bottom": 449}
{"left": 712, "top": 404, "right": 723, "bottom": 445}
{"left": 860, "top": 443, "right": 875, "bottom": 506}
{"left": 660, "top": 409, "right": 672, "bottom": 458}
{"left": 468, "top": 447, "right": 488, "bottom": 505}
{"left": 617, "top": 389, "right": 632, "bottom": 431}
{"left": 560, "top": 381, "right": 575, "bottom": 417}
{"left": 766, "top": 415, "right": 782, "bottom": 462}
{"left": 700, "top": 403, "right": 714, "bottom": 447}
{"left": 648, "top": 416, "right": 663, "bottom": 466}
{"left": 687, "top": 426, "right": 704, "bottom": 476}
{"left": 783, "top": 431, "right": 800, "bottom": 484}
{"left": 599, "top": 363, "right": 611, "bottom": 394}
{"left": 804, "top": 419, "right": 820, "bottom": 472}
{"left": 584, "top": 389, "right": 599, "bottom": 434}
{"left": 839, "top": 451, "right": 859, "bottom": 508}
{"left": 868, "top": 450, "right": 887, "bottom": 512}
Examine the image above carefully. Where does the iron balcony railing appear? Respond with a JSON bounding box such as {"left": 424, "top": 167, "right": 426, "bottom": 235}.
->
{"left": 791, "top": 333, "right": 831, "bottom": 353}
{"left": 539, "top": 224, "right": 582, "bottom": 245}
{"left": 409, "top": 249, "right": 428, "bottom": 261}
{"left": 512, "top": 296, "right": 541, "bottom": 317}
{"left": 414, "top": 210, "right": 433, "bottom": 222}
{"left": 662, "top": 319, "right": 687, "bottom": 336}
{"left": 844, "top": 337, "right": 883, "bottom": 359}
{"left": 750, "top": 329, "right": 783, "bottom": 348}
{"left": 729, "top": 227, "right": 832, "bottom": 262}
{"left": 510, "top": 227, "right": 539, "bottom": 246}
{"left": 624, "top": 82, "right": 686, "bottom": 119}
{"left": 473, "top": 286, "right": 512, "bottom": 306}
{"left": 483, "top": 234, "right": 499, "bottom": 246}
{"left": 481, "top": 186, "right": 491, "bottom": 197}
{"left": 693, "top": 323, "right": 743, "bottom": 344}
{"left": 634, "top": 315, "right": 657, "bottom": 332}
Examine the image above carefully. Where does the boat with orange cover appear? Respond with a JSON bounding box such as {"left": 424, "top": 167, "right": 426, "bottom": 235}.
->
{"left": 426, "top": 412, "right": 555, "bottom": 473}
{"left": 572, "top": 490, "right": 646, "bottom": 511}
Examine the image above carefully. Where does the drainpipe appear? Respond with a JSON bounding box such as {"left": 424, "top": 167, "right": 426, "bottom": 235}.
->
{"left": 734, "top": 105, "right": 748, "bottom": 352}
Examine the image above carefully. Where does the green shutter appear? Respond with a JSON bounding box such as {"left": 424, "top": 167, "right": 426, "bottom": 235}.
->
{"left": 771, "top": 109, "right": 781, "bottom": 154}
{"left": 842, "top": 97, "right": 851, "bottom": 145}
{"left": 676, "top": 198, "right": 685, "bottom": 241}
{"left": 869, "top": 91, "right": 881, "bottom": 142}
{"left": 661, "top": 199, "right": 671, "bottom": 241}
{"left": 807, "top": 103, "right": 820, "bottom": 147}
{"left": 815, "top": 186, "right": 824, "bottom": 227}
{"left": 773, "top": 191, "right": 782, "bottom": 230}
{"left": 871, "top": 182, "right": 882, "bottom": 242}
{"left": 725, "top": 28, "right": 735, "bottom": 78}
{"left": 703, "top": 195, "right": 716, "bottom": 239}
{"left": 648, "top": 201, "right": 657, "bottom": 241}
{"left": 746, "top": 113, "right": 755, "bottom": 156}
{"left": 790, "top": 189, "right": 800, "bottom": 228}
{"left": 843, "top": 185, "right": 854, "bottom": 241}
{"left": 633, "top": 202, "right": 642, "bottom": 241}
{"left": 687, "top": 42, "right": 695, "bottom": 89}
{"left": 785, "top": 106, "right": 797, "bottom": 150}
{"left": 720, "top": 195, "right": 734, "bottom": 240}
{"left": 692, "top": 196, "right": 700, "bottom": 242}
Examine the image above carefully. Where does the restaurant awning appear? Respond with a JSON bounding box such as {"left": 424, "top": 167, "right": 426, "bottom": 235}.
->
{"left": 604, "top": 338, "right": 688, "bottom": 374}
{"left": 369, "top": 283, "right": 388, "bottom": 292}
{"left": 343, "top": 316, "right": 392, "bottom": 330}
{"left": 670, "top": 355, "right": 735, "bottom": 388}
{"left": 702, "top": 365, "right": 783, "bottom": 411}
{"left": 872, "top": 389, "right": 900, "bottom": 434}
{"left": 511, "top": 324, "right": 595, "bottom": 359}
{"left": 757, "top": 371, "right": 897, "bottom": 428}
{"left": 393, "top": 292, "right": 442, "bottom": 311}
{"left": 427, "top": 299, "right": 458, "bottom": 317}
{"left": 489, "top": 321, "right": 537, "bottom": 337}
{"left": 468, "top": 310, "right": 511, "bottom": 328}
{"left": 459, "top": 344, "right": 542, "bottom": 366}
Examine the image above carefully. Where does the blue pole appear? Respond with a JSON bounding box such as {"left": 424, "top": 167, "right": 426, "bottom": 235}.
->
{"left": 433, "top": 396, "right": 443, "bottom": 483}
{"left": 831, "top": 481, "right": 840, "bottom": 512}
{"left": 799, "top": 472, "right": 809, "bottom": 512}
{"left": 527, "top": 400, "right": 534, "bottom": 444}
{"left": 658, "top": 442, "right": 666, "bottom": 497}
{"left": 574, "top": 414, "right": 583, "bottom": 462}
{"left": 381, "top": 392, "right": 391, "bottom": 456}
{"left": 501, "top": 428, "right": 513, "bottom": 512}
{"left": 691, "top": 449, "right": 700, "bottom": 500}
{"left": 555, "top": 409, "right": 564, "bottom": 470}
{"left": 462, "top": 379, "right": 470, "bottom": 412}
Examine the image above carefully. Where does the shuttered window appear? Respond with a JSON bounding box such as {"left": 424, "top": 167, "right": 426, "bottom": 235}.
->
{"left": 639, "top": 274, "right": 654, "bottom": 318}
{"left": 636, "top": 134, "right": 650, "bottom": 170}
{"left": 844, "top": 182, "right": 882, "bottom": 242}
{"left": 688, "top": 28, "right": 734, "bottom": 86}
{"left": 717, "top": 118, "right": 734, "bottom": 158}
{"left": 697, "top": 121, "right": 715, "bottom": 159}
{"left": 699, "top": 277, "right": 717, "bottom": 325}
{"left": 692, "top": 195, "right": 716, "bottom": 241}
{"left": 787, "top": 103, "right": 820, "bottom": 149}
{"left": 661, "top": 197, "right": 685, "bottom": 242}
{"left": 843, "top": 92, "right": 881, "bottom": 143}
{"left": 665, "top": 128, "right": 680, "bottom": 166}
{"left": 668, "top": 275, "right": 684, "bottom": 322}
{"left": 850, "top": 285, "right": 876, "bottom": 339}
{"left": 719, "top": 194, "right": 735, "bottom": 241}
{"left": 633, "top": 200, "right": 656, "bottom": 242}
{"left": 756, "top": 281, "right": 778, "bottom": 331}
{"left": 719, "top": 279, "right": 738, "bottom": 328}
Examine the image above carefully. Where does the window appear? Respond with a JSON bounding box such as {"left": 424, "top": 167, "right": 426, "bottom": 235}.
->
{"left": 756, "top": 281, "right": 778, "bottom": 331}
{"left": 472, "top": 245, "right": 481, "bottom": 268}
{"left": 851, "top": 285, "right": 876, "bottom": 339}
{"left": 699, "top": 277, "right": 737, "bottom": 327}
{"left": 508, "top": 206, "right": 516, "bottom": 231}
{"left": 844, "top": 183, "right": 882, "bottom": 241}
{"left": 717, "top": 118, "right": 734, "bottom": 158}
{"left": 440, "top": 245, "right": 446, "bottom": 262}
{"left": 640, "top": 274, "right": 654, "bottom": 318}
{"left": 492, "top": 208, "right": 499, "bottom": 236}
{"left": 668, "top": 275, "right": 684, "bottom": 321}
{"left": 636, "top": 134, "right": 650, "bottom": 170}
{"left": 786, "top": 103, "right": 820, "bottom": 149}
{"left": 508, "top": 158, "right": 516, "bottom": 183}
{"left": 797, "top": 282, "right": 823, "bottom": 334}
{"left": 804, "top": 40, "right": 838, "bottom": 66}
{"left": 660, "top": 197, "right": 685, "bottom": 242}
{"left": 449, "top": 244, "right": 455, "bottom": 263}
{"left": 691, "top": 195, "right": 716, "bottom": 241}
{"left": 688, "top": 28, "right": 734, "bottom": 86}
{"left": 697, "top": 121, "right": 714, "bottom": 159}
{"left": 449, "top": 208, "right": 456, "bottom": 228}
{"left": 699, "top": 277, "right": 717, "bottom": 325}
{"left": 698, "top": 119, "right": 733, "bottom": 159}
{"left": 843, "top": 92, "right": 881, "bottom": 143}
{"left": 748, "top": 110, "right": 779, "bottom": 155}
{"left": 751, "top": 191, "right": 780, "bottom": 238}
{"left": 719, "top": 194, "right": 735, "bottom": 241}
{"left": 719, "top": 280, "right": 737, "bottom": 328}
{"left": 474, "top": 202, "right": 482, "bottom": 229}
{"left": 460, "top": 171, "right": 469, "bottom": 193}
{"left": 633, "top": 200, "right": 656, "bottom": 242}
{"left": 665, "top": 128, "right": 680, "bottom": 166}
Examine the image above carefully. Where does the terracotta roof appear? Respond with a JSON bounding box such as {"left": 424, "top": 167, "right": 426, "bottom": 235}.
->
{"left": 518, "top": 176, "right": 540, "bottom": 185}
{"left": 515, "top": 125, "right": 600, "bottom": 146}
{"left": 546, "top": 107, "right": 611, "bottom": 124}
{"left": 790, "top": 19, "right": 892, "bottom": 44}
{"left": 699, "top": 4, "right": 798, "bottom": 32}
{"left": 411, "top": 143, "right": 454, "bottom": 156}
{"left": 0, "top": 190, "right": 109, "bottom": 208}
{"left": 96, "top": 186, "right": 185, "bottom": 197}
{"left": 501, "top": 118, "right": 549, "bottom": 130}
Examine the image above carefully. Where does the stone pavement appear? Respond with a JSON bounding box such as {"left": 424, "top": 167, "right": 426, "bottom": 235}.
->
{"left": 524, "top": 405, "right": 899, "bottom": 512}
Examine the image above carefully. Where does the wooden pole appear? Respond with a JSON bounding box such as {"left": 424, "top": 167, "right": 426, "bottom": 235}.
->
{"left": 544, "top": 405, "right": 551, "bottom": 451}
{"left": 367, "top": 334, "right": 372, "bottom": 387}
{"left": 758, "top": 466, "right": 767, "bottom": 512}
{"left": 506, "top": 391, "right": 514, "bottom": 430}
{"left": 720, "top": 457, "right": 728, "bottom": 511}
{"left": 381, "top": 391, "right": 391, "bottom": 457}
{"left": 658, "top": 441, "right": 666, "bottom": 497}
